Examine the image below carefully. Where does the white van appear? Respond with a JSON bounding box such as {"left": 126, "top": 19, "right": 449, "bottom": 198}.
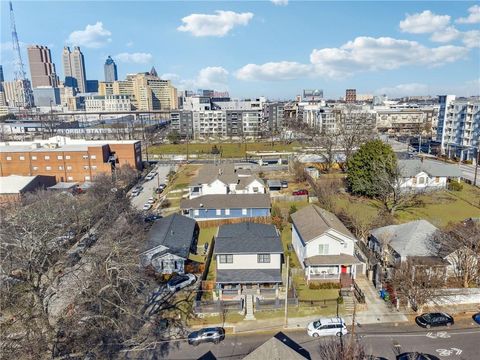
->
{"left": 307, "top": 317, "right": 348, "bottom": 337}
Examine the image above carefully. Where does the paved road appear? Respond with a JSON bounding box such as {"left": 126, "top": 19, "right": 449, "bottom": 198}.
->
{"left": 130, "top": 164, "right": 172, "bottom": 211}
{"left": 428, "top": 159, "right": 478, "bottom": 187}
{"left": 122, "top": 322, "right": 480, "bottom": 359}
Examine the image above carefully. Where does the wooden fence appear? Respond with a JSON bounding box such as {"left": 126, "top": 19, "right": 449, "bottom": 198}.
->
{"left": 271, "top": 195, "right": 308, "bottom": 203}
{"left": 197, "top": 216, "right": 271, "bottom": 229}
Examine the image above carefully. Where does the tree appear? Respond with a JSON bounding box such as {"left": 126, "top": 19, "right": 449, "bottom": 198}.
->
{"left": 318, "top": 130, "right": 338, "bottom": 173}
{"left": 317, "top": 336, "right": 367, "bottom": 360}
{"left": 292, "top": 160, "right": 306, "bottom": 183}
{"left": 167, "top": 130, "right": 181, "bottom": 144}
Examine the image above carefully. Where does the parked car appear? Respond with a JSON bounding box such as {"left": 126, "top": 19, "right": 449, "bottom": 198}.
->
{"left": 281, "top": 180, "right": 288, "bottom": 188}
{"left": 397, "top": 353, "right": 440, "bottom": 360}
{"left": 307, "top": 317, "right": 348, "bottom": 337}
{"left": 167, "top": 274, "right": 196, "bottom": 292}
{"left": 143, "top": 203, "right": 153, "bottom": 211}
{"left": 155, "top": 187, "right": 164, "bottom": 194}
{"left": 158, "top": 183, "right": 167, "bottom": 190}
{"left": 473, "top": 312, "right": 480, "bottom": 325}
{"left": 293, "top": 189, "right": 309, "bottom": 196}
{"left": 145, "top": 172, "right": 157, "bottom": 181}
{"left": 415, "top": 312, "right": 454, "bottom": 328}
{"left": 147, "top": 197, "right": 155, "bottom": 204}
{"left": 144, "top": 214, "right": 162, "bottom": 223}
{"left": 188, "top": 327, "right": 225, "bottom": 346}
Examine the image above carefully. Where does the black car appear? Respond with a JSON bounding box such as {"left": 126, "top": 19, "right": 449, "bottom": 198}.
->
{"left": 188, "top": 327, "right": 225, "bottom": 346}
{"left": 415, "top": 312, "right": 454, "bottom": 328}
{"left": 397, "top": 352, "right": 440, "bottom": 360}
{"left": 155, "top": 187, "right": 164, "bottom": 194}
{"left": 144, "top": 214, "right": 162, "bottom": 223}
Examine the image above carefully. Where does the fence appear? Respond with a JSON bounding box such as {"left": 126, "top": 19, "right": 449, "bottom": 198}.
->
{"left": 353, "top": 281, "right": 366, "bottom": 304}
{"left": 255, "top": 297, "right": 299, "bottom": 311}
{"left": 271, "top": 195, "right": 308, "bottom": 203}
{"left": 197, "top": 216, "right": 271, "bottom": 229}
{"left": 196, "top": 236, "right": 215, "bottom": 302}
{"left": 194, "top": 300, "right": 243, "bottom": 314}
{"left": 298, "top": 298, "right": 339, "bottom": 308}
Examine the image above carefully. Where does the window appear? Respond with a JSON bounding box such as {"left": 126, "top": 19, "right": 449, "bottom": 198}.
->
{"left": 418, "top": 177, "right": 425, "bottom": 185}
{"left": 253, "top": 187, "right": 259, "bottom": 193}
{"left": 67, "top": 166, "right": 73, "bottom": 170}
{"left": 216, "top": 209, "right": 221, "bottom": 215}
{"left": 194, "top": 209, "right": 199, "bottom": 216}
{"left": 85, "top": 176, "right": 91, "bottom": 181}
{"left": 83, "top": 165, "right": 89, "bottom": 170}
{"left": 57, "top": 155, "right": 63, "bottom": 160}
{"left": 19, "top": 156, "right": 25, "bottom": 160}
{"left": 44, "top": 155, "right": 50, "bottom": 160}
{"left": 6, "top": 156, "right": 12, "bottom": 161}
{"left": 225, "top": 208, "right": 230, "bottom": 215}
{"left": 45, "top": 166, "right": 52, "bottom": 171}
{"left": 91, "top": 165, "right": 97, "bottom": 170}
{"left": 318, "top": 244, "right": 329, "bottom": 255}
{"left": 58, "top": 166, "right": 64, "bottom": 170}
{"left": 67, "top": 176, "right": 73, "bottom": 181}
{"left": 65, "top": 155, "right": 71, "bottom": 160}
{"left": 435, "top": 176, "right": 440, "bottom": 183}
{"left": 219, "top": 254, "right": 233, "bottom": 263}
{"left": 242, "top": 208, "right": 247, "bottom": 215}
{"left": 258, "top": 254, "right": 271, "bottom": 263}
{"left": 90, "top": 155, "right": 96, "bottom": 160}
{"left": 82, "top": 155, "right": 89, "bottom": 159}
{"left": 32, "top": 166, "right": 39, "bottom": 170}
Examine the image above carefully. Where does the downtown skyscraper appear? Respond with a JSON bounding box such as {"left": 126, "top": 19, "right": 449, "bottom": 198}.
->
{"left": 104, "top": 55, "right": 118, "bottom": 82}
{"left": 27, "top": 45, "right": 58, "bottom": 88}
{"left": 62, "top": 46, "right": 87, "bottom": 93}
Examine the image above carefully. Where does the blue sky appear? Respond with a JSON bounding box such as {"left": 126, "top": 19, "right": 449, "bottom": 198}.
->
{"left": 1, "top": 1, "right": 479, "bottom": 99}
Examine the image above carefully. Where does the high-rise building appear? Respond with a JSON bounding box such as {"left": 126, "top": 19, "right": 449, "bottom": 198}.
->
{"left": 98, "top": 82, "right": 114, "bottom": 96}
{"left": 345, "top": 89, "right": 356, "bottom": 103}
{"left": 104, "top": 56, "right": 118, "bottom": 82}
{"left": 0, "top": 65, "right": 4, "bottom": 82}
{"left": 32, "top": 87, "right": 61, "bottom": 107}
{"left": 27, "top": 45, "right": 58, "bottom": 88}
{"left": 62, "top": 46, "right": 87, "bottom": 93}
{"left": 3, "top": 80, "right": 26, "bottom": 107}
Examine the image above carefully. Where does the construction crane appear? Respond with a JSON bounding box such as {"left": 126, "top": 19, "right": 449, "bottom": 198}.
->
{"left": 9, "top": 1, "right": 34, "bottom": 108}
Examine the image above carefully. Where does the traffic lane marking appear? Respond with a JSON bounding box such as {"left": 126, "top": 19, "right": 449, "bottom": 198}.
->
{"left": 360, "top": 329, "right": 480, "bottom": 338}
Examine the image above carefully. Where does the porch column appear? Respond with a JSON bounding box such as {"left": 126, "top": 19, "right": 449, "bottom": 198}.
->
{"left": 352, "top": 265, "right": 356, "bottom": 279}
{"left": 307, "top": 266, "right": 311, "bottom": 281}
{"left": 338, "top": 265, "right": 341, "bottom": 279}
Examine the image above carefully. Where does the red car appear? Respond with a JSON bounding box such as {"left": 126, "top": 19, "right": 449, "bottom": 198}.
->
{"left": 293, "top": 189, "right": 308, "bottom": 196}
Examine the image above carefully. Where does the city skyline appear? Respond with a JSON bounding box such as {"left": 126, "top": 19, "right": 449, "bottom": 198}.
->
{"left": 0, "top": 1, "right": 479, "bottom": 99}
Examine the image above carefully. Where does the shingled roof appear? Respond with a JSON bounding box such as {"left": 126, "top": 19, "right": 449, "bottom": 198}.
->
{"left": 398, "top": 159, "right": 462, "bottom": 178}
{"left": 290, "top": 205, "right": 355, "bottom": 242}
{"left": 180, "top": 194, "right": 271, "bottom": 209}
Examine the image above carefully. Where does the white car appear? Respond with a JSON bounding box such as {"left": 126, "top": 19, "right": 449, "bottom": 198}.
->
{"left": 167, "top": 274, "right": 197, "bottom": 292}
{"left": 143, "top": 203, "right": 153, "bottom": 211}
{"left": 145, "top": 173, "right": 155, "bottom": 181}
{"left": 147, "top": 197, "right": 155, "bottom": 204}
{"left": 307, "top": 317, "right": 348, "bottom": 337}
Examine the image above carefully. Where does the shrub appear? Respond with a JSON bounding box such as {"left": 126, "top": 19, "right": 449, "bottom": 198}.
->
{"left": 337, "top": 296, "right": 344, "bottom": 304}
{"left": 308, "top": 282, "right": 341, "bottom": 289}
{"left": 448, "top": 181, "right": 463, "bottom": 191}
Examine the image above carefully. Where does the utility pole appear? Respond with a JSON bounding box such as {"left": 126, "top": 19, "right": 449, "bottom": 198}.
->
{"left": 474, "top": 145, "right": 479, "bottom": 187}
{"left": 349, "top": 295, "right": 357, "bottom": 353}
{"left": 284, "top": 255, "right": 290, "bottom": 329}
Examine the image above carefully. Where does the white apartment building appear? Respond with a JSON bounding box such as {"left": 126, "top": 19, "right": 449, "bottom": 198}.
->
{"left": 85, "top": 95, "right": 131, "bottom": 112}
{"left": 375, "top": 108, "right": 437, "bottom": 136}
{"left": 193, "top": 110, "right": 227, "bottom": 138}
{"left": 212, "top": 97, "right": 266, "bottom": 111}
{"left": 242, "top": 111, "right": 263, "bottom": 137}
{"left": 302, "top": 105, "right": 337, "bottom": 133}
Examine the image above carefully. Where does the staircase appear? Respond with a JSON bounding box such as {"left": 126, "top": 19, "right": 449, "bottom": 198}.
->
{"left": 343, "top": 296, "right": 355, "bottom": 313}
{"left": 244, "top": 295, "right": 256, "bottom": 320}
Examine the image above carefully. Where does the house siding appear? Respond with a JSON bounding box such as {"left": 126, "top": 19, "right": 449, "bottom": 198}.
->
{"left": 292, "top": 224, "right": 306, "bottom": 268}
{"left": 399, "top": 171, "right": 448, "bottom": 191}
{"left": 216, "top": 253, "right": 281, "bottom": 270}
{"left": 185, "top": 207, "right": 270, "bottom": 220}
{"left": 304, "top": 230, "right": 355, "bottom": 259}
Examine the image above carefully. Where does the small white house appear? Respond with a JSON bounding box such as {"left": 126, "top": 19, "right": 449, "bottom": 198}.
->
{"left": 214, "top": 222, "right": 283, "bottom": 297}
{"left": 398, "top": 159, "right": 462, "bottom": 192}
{"left": 291, "top": 205, "right": 362, "bottom": 284}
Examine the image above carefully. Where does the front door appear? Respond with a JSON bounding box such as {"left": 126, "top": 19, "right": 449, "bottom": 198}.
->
{"left": 341, "top": 265, "right": 348, "bottom": 274}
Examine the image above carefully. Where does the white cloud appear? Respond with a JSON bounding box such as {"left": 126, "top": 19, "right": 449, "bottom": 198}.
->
{"left": 115, "top": 52, "right": 153, "bottom": 64}
{"left": 462, "top": 30, "right": 480, "bottom": 48}
{"left": 235, "top": 61, "right": 312, "bottom": 81}
{"left": 400, "top": 10, "right": 450, "bottom": 34}
{"left": 430, "top": 26, "right": 461, "bottom": 43}
{"left": 177, "top": 10, "right": 254, "bottom": 37}
{"left": 456, "top": 5, "right": 480, "bottom": 24}
{"left": 376, "top": 83, "right": 429, "bottom": 97}
{"left": 66, "top": 22, "right": 112, "bottom": 48}
{"left": 178, "top": 66, "right": 229, "bottom": 90}
{"left": 271, "top": 0, "right": 288, "bottom": 6}
{"left": 161, "top": 73, "right": 180, "bottom": 81}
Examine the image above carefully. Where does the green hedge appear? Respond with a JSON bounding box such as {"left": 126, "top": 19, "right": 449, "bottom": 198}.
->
{"left": 308, "top": 282, "right": 341, "bottom": 289}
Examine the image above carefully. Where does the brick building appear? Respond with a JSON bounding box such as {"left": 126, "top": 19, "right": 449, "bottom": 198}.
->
{"left": 0, "top": 136, "right": 142, "bottom": 182}
{"left": 0, "top": 175, "right": 56, "bottom": 204}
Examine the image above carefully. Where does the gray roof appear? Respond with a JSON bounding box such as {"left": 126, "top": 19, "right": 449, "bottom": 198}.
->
{"left": 370, "top": 220, "right": 438, "bottom": 257}
{"left": 0, "top": 175, "right": 37, "bottom": 194}
{"left": 216, "top": 269, "right": 282, "bottom": 284}
{"left": 215, "top": 223, "right": 283, "bottom": 254}
{"left": 267, "top": 179, "right": 282, "bottom": 188}
{"left": 291, "top": 205, "right": 355, "bottom": 242}
{"left": 146, "top": 214, "right": 197, "bottom": 258}
{"left": 398, "top": 159, "right": 462, "bottom": 178}
{"left": 243, "top": 334, "right": 309, "bottom": 360}
{"left": 237, "top": 175, "right": 264, "bottom": 190}
{"left": 48, "top": 182, "right": 78, "bottom": 189}
{"left": 304, "top": 254, "right": 362, "bottom": 266}
{"left": 180, "top": 194, "right": 271, "bottom": 210}
{"left": 191, "top": 163, "right": 239, "bottom": 185}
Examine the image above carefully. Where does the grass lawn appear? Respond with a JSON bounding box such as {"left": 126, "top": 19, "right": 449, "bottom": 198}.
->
{"left": 292, "top": 274, "right": 340, "bottom": 301}
{"left": 189, "top": 227, "right": 218, "bottom": 263}
{"left": 255, "top": 303, "right": 342, "bottom": 320}
{"left": 206, "top": 258, "right": 216, "bottom": 281}
{"left": 188, "top": 312, "right": 244, "bottom": 326}
{"left": 281, "top": 226, "right": 302, "bottom": 269}
{"left": 149, "top": 141, "right": 301, "bottom": 158}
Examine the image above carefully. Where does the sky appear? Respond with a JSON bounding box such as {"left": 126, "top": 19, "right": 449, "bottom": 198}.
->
{"left": 0, "top": 0, "right": 479, "bottom": 99}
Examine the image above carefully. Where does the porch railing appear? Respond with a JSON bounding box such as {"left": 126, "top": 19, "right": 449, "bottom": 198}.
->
{"left": 308, "top": 273, "right": 340, "bottom": 280}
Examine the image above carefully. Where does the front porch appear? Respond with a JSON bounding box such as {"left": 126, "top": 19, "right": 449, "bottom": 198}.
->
{"left": 303, "top": 254, "right": 363, "bottom": 287}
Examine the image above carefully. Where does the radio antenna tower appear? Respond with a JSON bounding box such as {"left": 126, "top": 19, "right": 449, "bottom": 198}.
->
{"left": 9, "top": 1, "right": 33, "bottom": 108}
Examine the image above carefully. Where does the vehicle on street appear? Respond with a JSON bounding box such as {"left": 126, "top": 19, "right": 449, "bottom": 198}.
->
{"left": 158, "top": 183, "right": 166, "bottom": 190}
{"left": 473, "top": 312, "right": 480, "bottom": 325}
{"left": 187, "top": 327, "right": 225, "bottom": 346}
{"left": 397, "top": 353, "right": 440, "bottom": 360}
{"left": 307, "top": 317, "right": 348, "bottom": 337}
{"left": 147, "top": 197, "right": 155, "bottom": 204}
{"left": 143, "top": 203, "right": 153, "bottom": 211}
{"left": 293, "top": 189, "right": 309, "bottom": 196}
{"left": 155, "top": 187, "right": 164, "bottom": 194}
{"left": 167, "top": 274, "right": 196, "bottom": 292}
{"left": 415, "top": 313, "right": 454, "bottom": 328}
{"left": 144, "top": 214, "right": 162, "bottom": 223}
{"left": 281, "top": 180, "right": 288, "bottom": 188}
{"left": 145, "top": 173, "right": 155, "bottom": 181}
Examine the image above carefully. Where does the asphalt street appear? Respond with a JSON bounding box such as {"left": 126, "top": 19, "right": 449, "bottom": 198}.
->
{"left": 121, "top": 321, "right": 480, "bottom": 360}
{"left": 130, "top": 164, "right": 172, "bottom": 211}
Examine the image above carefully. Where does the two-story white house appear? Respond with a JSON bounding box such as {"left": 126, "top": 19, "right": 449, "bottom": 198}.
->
{"left": 214, "top": 222, "right": 283, "bottom": 299}
{"left": 398, "top": 159, "right": 462, "bottom": 192}
{"left": 188, "top": 163, "right": 265, "bottom": 199}
{"left": 291, "top": 205, "right": 362, "bottom": 285}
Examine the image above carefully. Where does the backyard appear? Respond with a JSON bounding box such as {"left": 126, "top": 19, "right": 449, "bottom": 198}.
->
{"left": 189, "top": 226, "right": 217, "bottom": 263}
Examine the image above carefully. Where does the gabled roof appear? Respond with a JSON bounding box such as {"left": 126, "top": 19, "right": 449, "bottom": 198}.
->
{"left": 214, "top": 222, "right": 283, "bottom": 254}
{"left": 370, "top": 220, "right": 438, "bottom": 257}
{"left": 243, "top": 332, "right": 310, "bottom": 360}
{"left": 146, "top": 214, "right": 197, "bottom": 258}
{"left": 398, "top": 159, "right": 462, "bottom": 178}
{"left": 291, "top": 205, "right": 355, "bottom": 243}
{"left": 237, "top": 175, "right": 264, "bottom": 190}
{"left": 181, "top": 194, "right": 271, "bottom": 209}
{"left": 191, "top": 163, "right": 239, "bottom": 185}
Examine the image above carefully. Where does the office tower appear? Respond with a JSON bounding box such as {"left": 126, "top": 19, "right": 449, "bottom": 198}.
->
{"left": 345, "top": 89, "right": 356, "bottom": 103}
{"left": 62, "top": 46, "right": 87, "bottom": 93}
{"left": 104, "top": 56, "right": 118, "bottom": 82}
{"left": 3, "top": 80, "right": 26, "bottom": 107}
{"left": 27, "top": 45, "right": 58, "bottom": 88}
{"left": 0, "top": 65, "right": 4, "bottom": 82}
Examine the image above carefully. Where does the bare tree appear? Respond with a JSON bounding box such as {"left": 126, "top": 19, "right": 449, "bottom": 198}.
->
{"left": 317, "top": 129, "right": 338, "bottom": 173}
{"left": 291, "top": 160, "right": 306, "bottom": 183}
{"left": 317, "top": 336, "right": 368, "bottom": 360}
